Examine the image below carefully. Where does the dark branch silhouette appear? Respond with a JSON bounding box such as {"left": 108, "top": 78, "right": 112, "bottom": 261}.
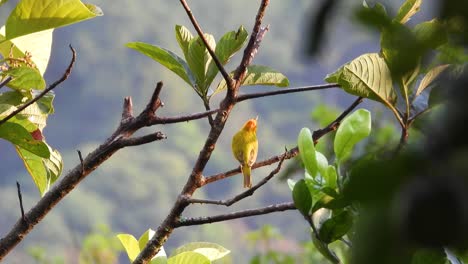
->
{"left": 175, "top": 202, "right": 296, "bottom": 227}
{"left": 15, "top": 182, "right": 25, "bottom": 222}
{"left": 236, "top": 84, "right": 339, "bottom": 103}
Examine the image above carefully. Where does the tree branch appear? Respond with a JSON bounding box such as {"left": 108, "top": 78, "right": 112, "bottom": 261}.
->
{"left": 0, "top": 76, "right": 12, "bottom": 90}
{"left": 233, "top": 0, "right": 270, "bottom": 89}
{"left": 190, "top": 153, "right": 286, "bottom": 206}
{"left": 175, "top": 202, "right": 296, "bottom": 227}
{"left": 133, "top": 1, "right": 271, "bottom": 263}
{"left": 119, "top": 132, "right": 167, "bottom": 147}
{"left": 0, "top": 81, "right": 215, "bottom": 260}
{"left": 179, "top": 0, "right": 232, "bottom": 88}
{"left": 0, "top": 45, "right": 76, "bottom": 127}
{"left": 236, "top": 84, "right": 340, "bottom": 103}
{"left": 15, "top": 182, "right": 25, "bottom": 222}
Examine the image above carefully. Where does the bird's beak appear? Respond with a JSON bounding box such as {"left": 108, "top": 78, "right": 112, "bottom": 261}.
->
{"left": 255, "top": 116, "right": 258, "bottom": 121}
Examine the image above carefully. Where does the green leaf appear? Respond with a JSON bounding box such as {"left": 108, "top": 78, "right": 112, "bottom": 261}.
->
{"left": 23, "top": 146, "right": 60, "bottom": 196}
{"left": 175, "top": 25, "right": 193, "bottom": 60}
{"left": 171, "top": 242, "right": 230, "bottom": 262}
{"left": 311, "top": 229, "right": 340, "bottom": 264}
{"left": 0, "top": 26, "right": 53, "bottom": 75}
{"left": 215, "top": 65, "right": 289, "bottom": 93}
{"left": 325, "top": 53, "right": 396, "bottom": 106}
{"left": 298, "top": 127, "right": 318, "bottom": 178}
{"left": 334, "top": 109, "right": 371, "bottom": 163}
{"left": 287, "top": 178, "right": 296, "bottom": 191}
{"left": 117, "top": 234, "right": 140, "bottom": 262}
{"left": 205, "top": 26, "right": 248, "bottom": 92}
{"left": 3, "top": 67, "right": 46, "bottom": 91}
{"left": 0, "top": 91, "right": 54, "bottom": 130}
{"left": 16, "top": 144, "right": 61, "bottom": 196}
{"left": 5, "top": 0, "right": 102, "bottom": 40}
{"left": 168, "top": 252, "right": 210, "bottom": 264}
{"left": 411, "top": 248, "right": 448, "bottom": 264}
{"left": 394, "top": 0, "right": 422, "bottom": 24}
{"left": 413, "top": 19, "right": 448, "bottom": 50}
{"left": 186, "top": 34, "right": 216, "bottom": 94}
{"left": 138, "top": 229, "right": 155, "bottom": 251}
{"left": 126, "top": 42, "right": 196, "bottom": 90}
{"left": 46, "top": 148, "right": 62, "bottom": 183}
{"left": 415, "top": 64, "right": 449, "bottom": 97}
{"left": 137, "top": 230, "right": 167, "bottom": 264}
{"left": 0, "top": 122, "right": 49, "bottom": 157}
{"left": 315, "top": 151, "right": 328, "bottom": 179}
{"left": 215, "top": 26, "right": 248, "bottom": 65}
{"left": 325, "top": 165, "right": 337, "bottom": 189}
{"left": 292, "top": 179, "right": 312, "bottom": 216}
{"left": 318, "top": 210, "right": 353, "bottom": 244}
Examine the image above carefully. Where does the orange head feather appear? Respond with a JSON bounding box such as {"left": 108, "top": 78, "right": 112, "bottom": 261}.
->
{"left": 242, "top": 117, "right": 258, "bottom": 132}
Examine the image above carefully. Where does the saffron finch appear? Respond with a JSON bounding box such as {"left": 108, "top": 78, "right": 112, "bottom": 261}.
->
{"left": 232, "top": 117, "right": 258, "bottom": 188}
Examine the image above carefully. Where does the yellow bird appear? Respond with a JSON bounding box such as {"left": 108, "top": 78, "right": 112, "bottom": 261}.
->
{"left": 232, "top": 117, "right": 258, "bottom": 188}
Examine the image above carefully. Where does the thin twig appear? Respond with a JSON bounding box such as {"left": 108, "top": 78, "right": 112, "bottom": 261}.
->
{"left": 77, "top": 150, "right": 84, "bottom": 173}
{"left": 233, "top": 0, "right": 270, "bottom": 87}
{"left": 0, "top": 76, "right": 12, "bottom": 89}
{"left": 119, "top": 132, "right": 167, "bottom": 147}
{"left": 175, "top": 202, "right": 296, "bottom": 227}
{"left": 190, "top": 153, "right": 287, "bottom": 206}
{"left": 202, "top": 98, "right": 215, "bottom": 127}
{"left": 236, "top": 84, "right": 340, "bottom": 103}
{"left": 145, "top": 82, "right": 164, "bottom": 115}
{"left": 179, "top": 0, "right": 232, "bottom": 87}
{"left": 0, "top": 45, "right": 76, "bottom": 127}
{"left": 16, "top": 182, "right": 25, "bottom": 222}
{"left": 153, "top": 109, "right": 219, "bottom": 125}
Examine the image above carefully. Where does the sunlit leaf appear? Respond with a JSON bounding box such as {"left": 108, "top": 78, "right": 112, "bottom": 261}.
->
{"left": 175, "top": 25, "right": 193, "bottom": 60}
{"left": 171, "top": 242, "right": 230, "bottom": 262}
{"left": 325, "top": 53, "right": 396, "bottom": 106}
{"left": 186, "top": 34, "right": 216, "bottom": 94}
{"left": 117, "top": 234, "right": 140, "bottom": 262}
{"left": 394, "top": 0, "right": 422, "bottom": 24}
{"left": 3, "top": 66, "right": 46, "bottom": 91}
{"left": 315, "top": 150, "right": 328, "bottom": 179}
{"left": 215, "top": 65, "right": 289, "bottom": 94}
{"left": 0, "top": 26, "right": 53, "bottom": 75}
{"left": 298, "top": 127, "right": 318, "bottom": 178}
{"left": 415, "top": 64, "right": 449, "bottom": 97}
{"left": 5, "top": 0, "right": 102, "bottom": 40}
{"left": 168, "top": 252, "right": 210, "bottom": 264}
{"left": 205, "top": 26, "right": 248, "bottom": 91}
{"left": 334, "top": 109, "right": 371, "bottom": 163}
{"left": 287, "top": 178, "right": 297, "bottom": 191}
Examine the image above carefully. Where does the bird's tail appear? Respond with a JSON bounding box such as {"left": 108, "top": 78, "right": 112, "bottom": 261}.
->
{"left": 242, "top": 165, "right": 252, "bottom": 188}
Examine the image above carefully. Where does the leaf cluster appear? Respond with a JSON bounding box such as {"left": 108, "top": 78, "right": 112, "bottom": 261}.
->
{"left": 0, "top": 0, "right": 102, "bottom": 195}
